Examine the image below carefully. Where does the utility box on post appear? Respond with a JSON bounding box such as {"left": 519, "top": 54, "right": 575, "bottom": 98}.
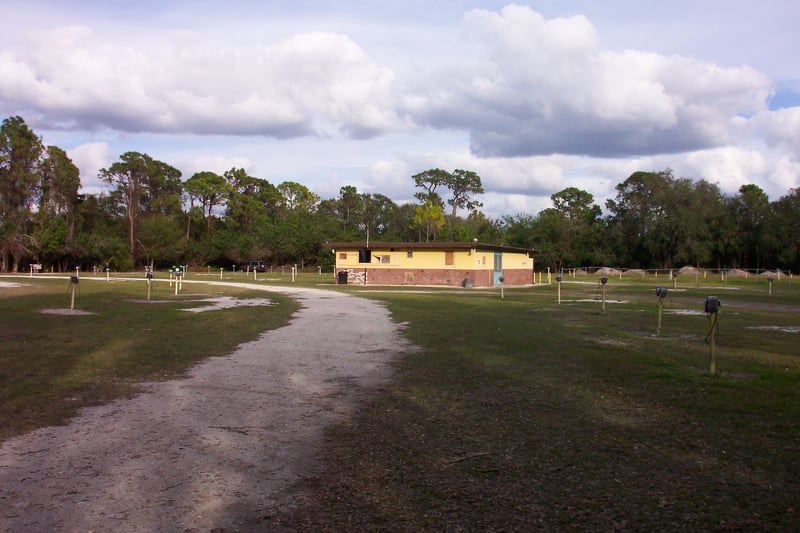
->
{"left": 704, "top": 296, "right": 720, "bottom": 314}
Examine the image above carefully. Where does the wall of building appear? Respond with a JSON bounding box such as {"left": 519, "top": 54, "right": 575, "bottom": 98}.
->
{"left": 336, "top": 267, "right": 532, "bottom": 287}
{"left": 332, "top": 246, "right": 534, "bottom": 287}
{"left": 333, "top": 248, "right": 532, "bottom": 270}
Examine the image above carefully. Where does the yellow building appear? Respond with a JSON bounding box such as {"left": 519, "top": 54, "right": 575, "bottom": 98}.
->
{"left": 324, "top": 242, "right": 535, "bottom": 287}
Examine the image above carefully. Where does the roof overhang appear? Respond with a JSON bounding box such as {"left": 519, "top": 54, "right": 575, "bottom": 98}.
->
{"left": 323, "top": 241, "right": 535, "bottom": 256}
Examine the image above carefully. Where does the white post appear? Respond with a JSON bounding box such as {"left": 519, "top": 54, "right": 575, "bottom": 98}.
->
{"left": 220, "top": 267, "right": 224, "bottom": 279}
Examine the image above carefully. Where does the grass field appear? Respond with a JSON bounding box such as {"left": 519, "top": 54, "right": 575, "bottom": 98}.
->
{"left": 0, "top": 273, "right": 298, "bottom": 442}
{"left": 275, "top": 274, "right": 800, "bottom": 531}
{"left": 2, "top": 271, "right": 798, "bottom": 530}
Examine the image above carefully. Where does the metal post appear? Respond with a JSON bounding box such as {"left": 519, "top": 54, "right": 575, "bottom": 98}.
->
{"left": 600, "top": 276, "right": 608, "bottom": 312}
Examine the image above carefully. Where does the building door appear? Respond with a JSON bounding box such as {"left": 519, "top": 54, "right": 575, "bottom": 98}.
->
{"left": 493, "top": 252, "right": 503, "bottom": 286}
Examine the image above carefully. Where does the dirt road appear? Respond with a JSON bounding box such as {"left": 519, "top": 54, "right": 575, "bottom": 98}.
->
{"left": 0, "top": 284, "right": 414, "bottom": 531}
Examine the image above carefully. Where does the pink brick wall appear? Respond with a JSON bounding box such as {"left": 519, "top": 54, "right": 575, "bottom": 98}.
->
{"left": 336, "top": 268, "right": 533, "bottom": 287}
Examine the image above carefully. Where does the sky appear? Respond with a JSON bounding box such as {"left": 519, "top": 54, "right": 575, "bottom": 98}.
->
{"left": 1, "top": 0, "right": 799, "bottom": 218}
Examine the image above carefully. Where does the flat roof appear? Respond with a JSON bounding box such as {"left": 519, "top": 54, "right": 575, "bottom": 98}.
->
{"left": 323, "top": 241, "right": 535, "bottom": 255}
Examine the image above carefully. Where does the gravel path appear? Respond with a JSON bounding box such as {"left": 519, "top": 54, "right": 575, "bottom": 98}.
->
{"left": 0, "top": 283, "right": 415, "bottom": 531}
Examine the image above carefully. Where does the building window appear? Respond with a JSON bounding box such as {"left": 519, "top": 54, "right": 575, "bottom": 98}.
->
{"left": 380, "top": 255, "right": 391, "bottom": 264}
{"left": 407, "top": 251, "right": 413, "bottom": 258}
{"left": 445, "top": 251, "right": 454, "bottom": 265}
{"left": 358, "top": 249, "right": 372, "bottom": 263}
{"left": 339, "top": 253, "right": 347, "bottom": 260}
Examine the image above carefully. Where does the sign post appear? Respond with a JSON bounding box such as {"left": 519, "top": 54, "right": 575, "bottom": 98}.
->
{"left": 556, "top": 275, "right": 562, "bottom": 304}
{"left": 69, "top": 271, "right": 79, "bottom": 310}
{"left": 174, "top": 266, "right": 183, "bottom": 295}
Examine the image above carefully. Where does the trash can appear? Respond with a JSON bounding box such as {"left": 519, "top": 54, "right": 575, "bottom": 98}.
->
{"left": 337, "top": 271, "right": 348, "bottom": 284}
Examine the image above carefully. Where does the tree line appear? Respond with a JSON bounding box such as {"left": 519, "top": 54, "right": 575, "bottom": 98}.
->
{"left": 2, "top": 115, "right": 798, "bottom": 273}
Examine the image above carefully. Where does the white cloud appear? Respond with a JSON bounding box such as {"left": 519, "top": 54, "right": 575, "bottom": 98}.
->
{"left": 680, "top": 148, "right": 767, "bottom": 194}
{"left": 405, "top": 4, "right": 773, "bottom": 158}
{"left": 67, "top": 141, "right": 114, "bottom": 192}
{"left": 755, "top": 107, "right": 800, "bottom": 152}
{"left": 769, "top": 156, "right": 800, "bottom": 194}
{"left": 0, "top": 25, "right": 405, "bottom": 138}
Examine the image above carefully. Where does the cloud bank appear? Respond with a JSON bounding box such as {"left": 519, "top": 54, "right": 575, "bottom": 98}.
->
{"left": 0, "top": 2, "right": 796, "bottom": 216}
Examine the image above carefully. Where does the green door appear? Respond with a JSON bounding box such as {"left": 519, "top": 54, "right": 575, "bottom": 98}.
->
{"left": 493, "top": 252, "right": 503, "bottom": 286}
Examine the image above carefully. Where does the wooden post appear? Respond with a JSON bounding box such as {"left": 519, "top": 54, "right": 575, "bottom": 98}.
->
{"left": 709, "top": 312, "right": 717, "bottom": 375}
{"left": 657, "top": 299, "right": 663, "bottom": 335}
{"left": 600, "top": 277, "right": 608, "bottom": 312}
